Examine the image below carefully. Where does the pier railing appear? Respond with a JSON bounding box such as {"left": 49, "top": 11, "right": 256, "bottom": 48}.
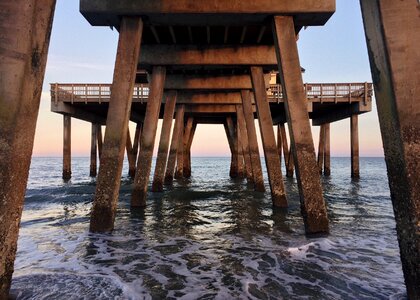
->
{"left": 51, "top": 82, "right": 373, "bottom": 105}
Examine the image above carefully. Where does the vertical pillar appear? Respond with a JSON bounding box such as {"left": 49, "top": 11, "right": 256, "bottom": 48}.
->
{"left": 182, "top": 117, "right": 194, "bottom": 177}
{"left": 132, "top": 123, "right": 142, "bottom": 161}
{"left": 63, "top": 115, "right": 72, "bottom": 180}
{"left": 131, "top": 66, "right": 166, "bottom": 207}
{"left": 251, "top": 66, "right": 287, "bottom": 207}
{"left": 165, "top": 105, "right": 185, "bottom": 184}
{"left": 184, "top": 121, "right": 196, "bottom": 178}
{"left": 97, "top": 124, "right": 103, "bottom": 160}
{"left": 241, "top": 90, "right": 265, "bottom": 191}
{"left": 360, "top": 1, "right": 420, "bottom": 297}
{"left": 237, "top": 105, "right": 254, "bottom": 183}
{"left": 225, "top": 116, "right": 239, "bottom": 178}
{"left": 317, "top": 125, "right": 325, "bottom": 175}
{"left": 90, "top": 17, "right": 143, "bottom": 232}
{"left": 152, "top": 91, "right": 177, "bottom": 192}
{"left": 0, "top": 1, "right": 56, "bottom": 297}
{"left": 273, "top": 16, "right": 328, "bottom": 233}
{"left": 279, "top": 124, "right": 294, "bottom": 177}
{"left": 175, "top": 116, "right": 185, "bottom": 179}
{"left": 126, "top": 127, "right": 136, "bottom": 178}
{"left": 90, "top": 123, "right": 98, "bottom": 177}
{"left": 277, "top": 125, "right": 283, "bottom": 163}
{"left": 324, "top": 123, "right": 331, "bottom": 176}
{"left": 350, "top": 115, "right": 360, "bottom": 178}
{"left": 237, "top": 119, "right": 245, "bottom": 178}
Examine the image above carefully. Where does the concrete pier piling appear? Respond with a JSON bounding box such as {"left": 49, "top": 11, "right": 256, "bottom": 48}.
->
{"left": 278, "top": 124, "right": 294, "bottom": 178}
{"left": 317, "top": 125, "right": 326, "bottom": 175}
{"left": 90, "top": 17, "right": 143, "bottom": 232}
{"left": 175, "top": 115, "right": 185, "bottom": 179}
{"left": 251, "top": 66, "right": 287, "bottom": 207}
{"left": 126, "top": 128, "right": 136, "bottom": 178}
{"left": 350, "top": 115, "right": 359, "bottom": 178}
{"left": 165, "top": 105, "right": 185, "bottom": 184}
{"left": 237, "top": 105, "right": 254, "bottom": 183}
{"left": 225, "top": 116, "right": 239, "bottom": 179}
{"left": 152, "top": 91, "right": 177, "bottom": 192}
{"left": 361, "top": 0, "right": 420, "bottom": 297}
{"left": 181, "top": 117, "right": 194, "bottom": 178}
{"left": 324, "top": 123, "right": 331, "bottom": 176}
{"left": 89, "top": 123, "right": 98, "bottom": 177}
{"left": 131, "top": 66, "right": 166, "bottom": 207}
{"left": 273, "top": 16, "right": 329, "bottom": 233}
{"left": 183, "top": 121, "right": 196, "bottom": 178}
{"left": 63, "top": 115, "right": 72, "bottom": 180}
{"left": 0, "top": 0, "right": 56, "bottom": 297}
{"left": 97, "top": 124, "right": 103, "bottom": 159}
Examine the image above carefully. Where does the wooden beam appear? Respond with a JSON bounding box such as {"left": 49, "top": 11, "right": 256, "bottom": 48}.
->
{"left": 165, "top": 105, "right": 185, "bottom": 184}
{"left": 152, "top": 91, "right": 177, "bottom": 192}
{"left": 90, "top": 17, "right": 143, "bottom": 232}
{"left": 361, "top": 1, "right": 420, "bottom": 296}
{"left": 251, "top": 66, "right": 287, "bottom": 207}
{"left": 311, "top": 102, "right": 371, "bottom": 126}
{"left": 139, "top": 45, "right": 277, "bottom": 67}
{"left": 131, "top": 66, "right": 166, "bottom": 207}
{"left": 241, "top": 90, "right": 265, "bottom": 191}
{"left": 273, "top": 15, "right": 328, "bottom": 234}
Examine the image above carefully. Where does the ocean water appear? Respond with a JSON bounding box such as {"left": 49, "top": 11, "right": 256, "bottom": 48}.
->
{"left": 11, "top": 157, "right": 406, "bottom": 299}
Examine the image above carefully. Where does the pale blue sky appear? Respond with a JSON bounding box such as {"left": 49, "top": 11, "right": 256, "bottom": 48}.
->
{"left": 34, "top": 0, "right": 383, "bottom": 157}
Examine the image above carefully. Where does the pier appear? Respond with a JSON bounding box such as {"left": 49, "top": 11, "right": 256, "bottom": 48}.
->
{"left": 0, "top": 0, "right": 419, "bottom": 298}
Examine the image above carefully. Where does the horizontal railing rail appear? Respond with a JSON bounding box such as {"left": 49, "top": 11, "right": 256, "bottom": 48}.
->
{"left": 51, "top": 82, "right": 373, "bottom": 104}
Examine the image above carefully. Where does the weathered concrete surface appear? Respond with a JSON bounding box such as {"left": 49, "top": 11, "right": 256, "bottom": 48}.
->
{"left": 241, "top": 90, "right": 265, "bottom": 191}
{"left": 278, "top": 124, "right": 294, "bottom": 177}
{"left": 181, "top": 117, "right": 194, "bottom": 178}
{"left": 350, "top": 115, "right": 359, "bottom": 178}
{"left": 251, "top": 66, "right": 287, "bottom": 207}
{"left": 175, "top": 116, "right": 185, "bottom": 179}
{"left": 237, "top": 105, "right": 253, "bottom": 183}
{"left": 63, "top": 115, "right": 72, "bottom": 180}
{"left": 273, "top": 16, "right": 328, "bottom": 234}
{"left": 165, "top": 105, "right": 185, "bottom": 184}
{"left": 97, "top": 124, "right": 103, "bottom": 159}
{"left": 225, "top": 116, "right": 239, "bottom": 178}
{"left": 360, "top": 0, "right": 420, "bottom": 297}
{"left": 90, "top": 123, "right": 98, "bottom": 177}
{"left": 317, "top": 125, "right": 325, "bottom": 174}
{"left": 131, "top": 66, "right": 166, "bottom": 206}
{"left": 184, "top": 121, "right": 196, "bottom": 178}
{"left": 0, "top": 1, "right": 56, "bottom": 297}
{"left": 126, "top": 127, "right": 136, "bottom": 178}
{"left": 324, "top": 123, "right": 331, "bottom": 176}
{"left": 152, "top": 91, "right": 177, "bottom": 192}
{"left": 90, "top": 17, "right": 143, "bottom": 232}
{"left": 236, "top": 118, "right": 245, "bottom": 178}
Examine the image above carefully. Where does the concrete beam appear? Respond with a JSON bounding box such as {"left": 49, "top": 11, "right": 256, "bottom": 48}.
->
{"left": 361, "top": 1, "right": 420, "bottom": 297}
{"left": 140, "top": 45, "right": 277, "bottom": 68}
{"left": 311, "top": 102, "right": 371, "bottom": 126}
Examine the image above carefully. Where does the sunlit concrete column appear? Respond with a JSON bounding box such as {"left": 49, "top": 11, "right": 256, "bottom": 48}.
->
{"left": 131, "top": 66, "right": 166, "bottom": 207}
{"left": 90, "top": 17, "right": 143, "bottom": 232}
{"left": 152, "top": 91, "right": 177, "bottom": 192}
{"left": 182, "top": 117, "right": 194, "bottom": 177}
{"left": 63, "top": 115, "right": 72, "bottom": 180}
{"left": 90, "top": 123, "right": 98, "bottom": 177}
{"left": 361, "top": 1, "right": 420, "bottom": 297}
{"left": 324, "top": 123, "right": 331, "bottom": 176}
{"left": 165, "top": 105, "right": 185, "bottom": 184}
{"left": 273, "top": 16, "right": 328, "bottom": 233}
{"left": 317, "top": 125, "right": 326, "bottom": 175}
{"left": 350, "top": 115, "right": 359, "bottom": 178}
{"left": 184, "top": 121, "right": 196, "bottom": 178}
{"left": 251, "top": 67, "right": 287, "bottom": 207}
{"left": 237, "top": 105, "right": 253, "bottom": 183}
{"left": 0, "top": 1, "right": 56, "bottom": 297}
{"left": 241, "top": 90, "right": 265, "bottom": 191}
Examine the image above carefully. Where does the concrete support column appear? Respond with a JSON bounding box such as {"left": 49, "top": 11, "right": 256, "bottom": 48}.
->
{"left": 361, "top": 1, "right": 420, "bottom": 297}
{"left": 241, "top": 90, "right": 265, "bottom": 191}
{"left": 237, "top": 118, "right": 245, "bottom": 178}
{"left": 0, "top": 1, "right": 56, "bottom": 296}
{"left": 63, "top": 115, "right": 72, "bottom": 180}
{"left": 152, "top": 91, "right": 177, "bottom": 192}
{"left": 126, "top": 127, "right": 136, "bottom": 178}
{"left": 90, "top": 123, "right": 98, "bottom": 177}
{"left": 131, "top": 66, "right": 166, "bottom": 207}
{"left": 251, "top": 66, "right": 287, "bottom": 207}
{"left": 237, "top": 105, "right": 253, "bottom": 183}
{"left": 273, "top": 16, "right": 329, "bottom": 233}
{"left": 175, "top": 116, "right": 185, "bottom": 179}
{"left": 182, "top": 117, "right": 194, "bottom": 177}
{"left": 165, "top": 105, "right": 185, "bottom": 184}
{"left": 97, "top": 124, "right": 103, "bottom": 160}
{"left": 317, "top": 125, "right": 326, "bottom": 175}
{"left": 324, "top": 123, "right": 331, "bottom": 176}
{"left": 279, "top": 124, "right": 294, "bottom": 178}
{"left": 225, "top": 116, "right": 239, "bottom": 178}
{"left": 184, "top": 121, "right": 196, "bottom": 178}
{"left": 90, "top": 17, "right": 143, "bottom": 232}
{"left": 350, "top": 115, "right": 360, "bottom": 178}
{"left": 132, "top": 123, "right": 142, "bottom": 160}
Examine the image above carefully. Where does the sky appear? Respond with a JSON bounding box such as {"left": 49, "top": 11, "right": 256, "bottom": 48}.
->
{"left": 33, "top": 0, "right": 384, "bottom": 157}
